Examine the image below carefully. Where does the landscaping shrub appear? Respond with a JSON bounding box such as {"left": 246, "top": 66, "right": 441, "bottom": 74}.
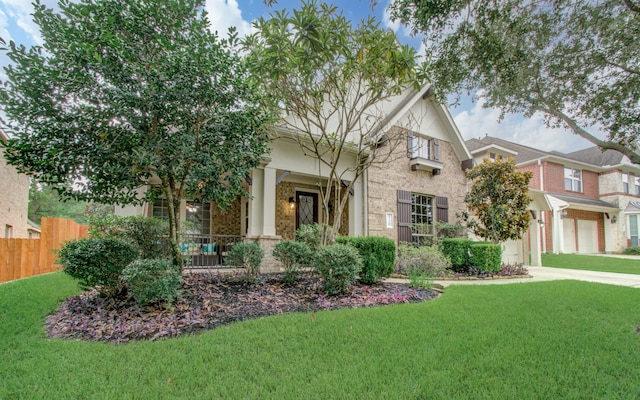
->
{"left": 57, "top": 238, "right": 138, "bottom": 297}
{"left": 122, "top": 258, "right": 183, "bottom": 307}
{"left": 440, "top": 238, "right": 472, "bottom": 272}
{"left": 623, "top": 246, "right": 640, "bottom": 255}
{"left": 337, "top": 236, "right": 395, "bottom": 284}
{"left": 225, "top": 241, "right": 264, "bottom": 280}
{"left": 314, "top": 243, "right": 363, "bottom": 295}
{"left": 295, "top": 223, "right": 333, "bottom": 251}
{"left": 469, "top": 242, "right": 502, "bottom": 273}
{"left": 395, "top": 243, "right": 452, "bottom": 278}
{"left": 89, "top": 215, "right": 170, "bottom": 259}
{"left": 272, "top": 240, "right": 313, "bottom": 283}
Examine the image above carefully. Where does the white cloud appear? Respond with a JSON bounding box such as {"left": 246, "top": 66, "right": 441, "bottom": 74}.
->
{"left": 453, "top": 99, "right": 598, "bottom": 153}
{"left": 205, "top": 0, "right": 253, "bottom": 38}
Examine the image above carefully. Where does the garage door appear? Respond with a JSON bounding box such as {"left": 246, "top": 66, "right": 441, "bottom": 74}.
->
{"left": 577, "top": 220, "right": 598, "bottom": 254}
{"left": 562, "top": 219, "right": 576, "bottom": 253}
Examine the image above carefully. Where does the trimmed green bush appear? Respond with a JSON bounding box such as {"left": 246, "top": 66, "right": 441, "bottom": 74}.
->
{"left": 469, "top": 243, "right": 502, "bottom": 273}
{"left": 295, "top": 223, "right": 333, "bottom": 251}
{"left": 122, "top": 258, "right": 183, "bottom": 307}
{"left": 273, "top": 240, "right": 313, "bottom": 283}
{"left": 89, "top": 215, "right": 170, "bottom": 259}
{"left": 440, "top": 238, "right": 472, "bottom": 272}
{"left": 314, "top": 243, "right": 363, "bottom": 295}
{"left": 57, "top": 238, "right": 138, "bottom": 297}
{"left": 336, "top": 236, "right": 395, "bottom": 284}
{"left": 623, "top": 246, "right": 640, "bottom": 255}
{"left": 395, "top": 243, "right": 452, "bottom": 278}
{"left": 225, "top": 241, "right": 264, "bottom": 279}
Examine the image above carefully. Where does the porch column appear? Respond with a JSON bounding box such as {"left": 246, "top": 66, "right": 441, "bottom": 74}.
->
{"left": 530, "top": 218, "right": 542, "bottom": 266}
{"left": 349, "top": 177, "right": 364, "bottom": 236}
{"left": 249, "top": 168, "right": 264, "bottom": 236}
{"left": 262, "top": 167, "right": 277, "bottom": 236}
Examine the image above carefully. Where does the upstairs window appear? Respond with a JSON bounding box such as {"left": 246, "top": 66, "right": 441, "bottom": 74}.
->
{"left": 636, "top": 176, "right": 640, "bottom": 195}
{"left": 623, "top": 173, "right": 629, "bottom": 194}
{"left": 564, "top": 167, "right": 582, "bottom": 192}
{"left": 408, "top": 133, "right": 439, "bottom": 161}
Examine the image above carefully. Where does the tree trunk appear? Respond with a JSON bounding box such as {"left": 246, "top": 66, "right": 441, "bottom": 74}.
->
{"left": 162, "top": 176, "right": 183, "bottom": 269}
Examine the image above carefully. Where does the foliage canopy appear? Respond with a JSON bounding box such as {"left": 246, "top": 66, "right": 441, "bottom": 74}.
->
{"left": 390, "top": 0, "right": 640, "bottom": 163}
{"left": 0, "top": 0, "right": 272, "bottom": 264}
{"left": 463, "top": 157, "right": 533, "bottom": 243}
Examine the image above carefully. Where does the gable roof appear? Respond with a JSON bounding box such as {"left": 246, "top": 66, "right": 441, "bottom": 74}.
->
{"left": 466, "top": 135, "right": 640, "bottom": 173}
{"left": 466, "top": 136, "right": 548, "bottom": 164}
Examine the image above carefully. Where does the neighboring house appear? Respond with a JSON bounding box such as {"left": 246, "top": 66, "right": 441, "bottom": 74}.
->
{"left": 466, "top": 135, "right": 639, "bottom": 258}
{"left": 0, "top": 130, "right": 31, "bottom": 239}
{"left": 117, "top": 86, "right": 473, "bottom": 270}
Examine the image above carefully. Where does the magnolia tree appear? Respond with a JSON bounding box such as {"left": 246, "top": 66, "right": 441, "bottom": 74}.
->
{"left": 0, "top": 0, "right": 272, "bottom": 266}
{"left": 243, "top": 1, "right": 421, "bottom": 243}
{"left": 463, "top": 158, "right": 533, "bottom": 243}
{"left": 390, "top": 0, "right": 640, "bottom": 163}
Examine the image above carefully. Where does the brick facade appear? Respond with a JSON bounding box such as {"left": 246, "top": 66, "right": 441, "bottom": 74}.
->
{"left": 367, "top": 130, "right": 468, "bottom": 244}
{"left": 543, "top": 161, "right": 599, "bottom": 198}
{"left": 274, "top": 181, "right": 349, "bottom": 240}
{"left": 0, "top": 143, "right": 30, "bottom": 238}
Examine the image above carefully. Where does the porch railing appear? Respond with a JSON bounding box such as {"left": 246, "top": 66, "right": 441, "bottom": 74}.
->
{"left": 179, "top": 234, "right": 245, "bottom": 268}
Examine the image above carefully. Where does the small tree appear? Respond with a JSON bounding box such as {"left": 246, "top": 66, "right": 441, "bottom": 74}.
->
{"left": 463, "top": 157, "right": 532, "bottom": 243}
{"left": 243, "top": 1, "right": 421, "bottom": 243}
{"left": 0, "top": 0, "right": 271, "bottom": 267}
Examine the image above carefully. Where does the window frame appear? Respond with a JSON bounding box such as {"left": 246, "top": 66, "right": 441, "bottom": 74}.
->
{"left": 411, "top": 193, "right": 435, "bottom": 244}
{"left": 564, "top": 167, "right": 582, "bottom": 192}
{"left": 408, "top": 134, "right": 439, "bottom": 161}
{"left": 623, "top": 173, "right": 629, "bottom": 194}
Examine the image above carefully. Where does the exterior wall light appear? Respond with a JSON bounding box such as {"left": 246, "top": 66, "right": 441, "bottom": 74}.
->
{"left": 288, "top": 197, "right": 295, "bottom": 209}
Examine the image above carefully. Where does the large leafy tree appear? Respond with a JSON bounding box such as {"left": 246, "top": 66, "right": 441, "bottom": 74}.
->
{"left": 463, "top": 157, "right": 533, "bottom": 243}
{"left": 243, "top": 1, "right": 421, "bottom": 243}
{"left": 0, "top": 0, "right": 271, "bottom": 265}
{"left": 390, "top": 0, "right": 640, "bottom": 163}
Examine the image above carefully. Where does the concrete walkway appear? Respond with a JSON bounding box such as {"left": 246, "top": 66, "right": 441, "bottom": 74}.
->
{"left": 386, "top": 266, "right": 640, "bottom": 289}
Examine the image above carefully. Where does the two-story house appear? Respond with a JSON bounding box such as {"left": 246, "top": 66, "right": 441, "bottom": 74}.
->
{"left": 466, "top": 135, "right": 638, "bottom": 256}
{"left": 117, "top": 85, "right": 473, "bottom": 270}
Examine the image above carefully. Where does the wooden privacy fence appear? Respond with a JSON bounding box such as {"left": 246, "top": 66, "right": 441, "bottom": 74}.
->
{"left": 0, "top": 217, "right": 88, "bottom": 283}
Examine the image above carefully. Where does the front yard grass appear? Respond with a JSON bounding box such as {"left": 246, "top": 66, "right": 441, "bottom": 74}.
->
{"left": 2, "top": 273, "right": 640, "bottom": 399}
{"left": 542, "top": 253, "right": 640, "bottom": 275}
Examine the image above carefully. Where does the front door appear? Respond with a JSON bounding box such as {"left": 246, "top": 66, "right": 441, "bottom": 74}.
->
{"left": 296, "top": 191, "right": 318, "bottom": 229}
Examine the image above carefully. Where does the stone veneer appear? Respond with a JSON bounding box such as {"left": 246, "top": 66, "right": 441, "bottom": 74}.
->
{"left": 367, "top": 130, "right": 468, "bottom": 244}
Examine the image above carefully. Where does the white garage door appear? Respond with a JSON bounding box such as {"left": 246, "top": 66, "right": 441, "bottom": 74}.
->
{"left": 562, "top": 219, "right": 576, "bottom": 253}
{"left": 577, "top": 220, "right": 598, "bottom": 254}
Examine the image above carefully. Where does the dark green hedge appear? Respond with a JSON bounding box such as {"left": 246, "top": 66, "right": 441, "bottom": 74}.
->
{"left": 469, "top": 243, "right": 502, "bottom": 273}
{"left": 439, "top": 238, "right": 472, "bottom": 272}
{"left": 336, "top": 236, "right": 396, "bottom": 284}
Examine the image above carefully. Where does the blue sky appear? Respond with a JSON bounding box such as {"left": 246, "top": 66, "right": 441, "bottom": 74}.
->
{"left": 0, "top": 0, "right": 597, "bottom": 153}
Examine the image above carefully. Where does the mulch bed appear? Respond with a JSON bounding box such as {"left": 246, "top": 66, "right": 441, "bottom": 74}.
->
{"left": 46, "top": 272, "right": 437, "bottom": 344}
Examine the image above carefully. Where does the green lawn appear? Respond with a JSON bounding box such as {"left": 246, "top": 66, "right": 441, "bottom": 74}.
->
{"left": 2, "top": 273, "right": 640, "bottom": 399}
{"left": 542, "top": 253, "right": 640, "bottom": 275}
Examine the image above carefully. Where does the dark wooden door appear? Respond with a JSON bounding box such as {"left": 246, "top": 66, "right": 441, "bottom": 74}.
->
{"left": 296, "top": 191, "right": 318, "bottom": 229}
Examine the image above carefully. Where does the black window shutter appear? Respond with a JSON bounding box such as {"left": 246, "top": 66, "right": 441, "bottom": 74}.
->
{"left": 397, "top": 190, "right": 413, "bottom": 243}
{"left": 436, "top": 196, "right": 448, "bottom": 223}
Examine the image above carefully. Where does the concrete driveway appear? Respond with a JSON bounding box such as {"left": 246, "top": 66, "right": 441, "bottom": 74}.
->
{"left": 426, "top": 266, "right": 640, "bottom": 288}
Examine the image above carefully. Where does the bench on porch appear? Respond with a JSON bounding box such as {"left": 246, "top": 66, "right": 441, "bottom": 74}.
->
{"left": 180, "top": 234, "right": 245, "bottom": 268}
